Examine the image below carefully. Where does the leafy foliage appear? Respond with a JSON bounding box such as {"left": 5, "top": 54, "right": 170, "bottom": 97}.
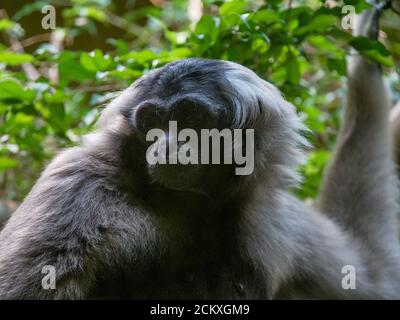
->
{"left": 0, "top": 0, "right": 399, "bottom": 201}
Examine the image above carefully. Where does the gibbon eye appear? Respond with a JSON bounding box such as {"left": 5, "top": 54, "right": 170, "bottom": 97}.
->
{"left": 169, "top": 97, "right": 217, "bottom": 130}
{"left": 134, "top": 102, "right": 164, "bottom": 133}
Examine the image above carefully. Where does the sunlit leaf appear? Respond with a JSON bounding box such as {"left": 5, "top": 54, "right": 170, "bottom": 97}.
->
{"left": 219, "top": 0, "right": 247, "bottom": 16}
{"left": 0, "top": 80, "right": 35, "bottom": 102}
{"left": 0, "top": 51, "right": 34, "bottom": 65}
{"left": 0, "top": 157, "right": 18, "bottom": 171}
{"left": 80, "top": 49, "right": 112, "bottom": 72}
{"left": 249, "top": 9, "right": 279, "bottom": 24}
{"left": 0, "top": 19, "right": 14, "bottom": 31}
{"left": 295, "top": 14, "right": 338, "bottom": 35}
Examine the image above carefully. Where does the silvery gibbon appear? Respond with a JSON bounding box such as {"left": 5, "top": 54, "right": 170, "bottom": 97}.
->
{"left": 0, "top": 1, "right": 400, "bottom": 299}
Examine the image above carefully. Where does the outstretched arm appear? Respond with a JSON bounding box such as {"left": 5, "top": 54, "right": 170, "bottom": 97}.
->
{"left": 317, "top": 2, "right": 400, "bottom": 295}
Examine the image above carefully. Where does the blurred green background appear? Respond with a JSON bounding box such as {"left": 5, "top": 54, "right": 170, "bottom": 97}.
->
{"left": 0, "top": 0, "right": 399, "bottom": 206}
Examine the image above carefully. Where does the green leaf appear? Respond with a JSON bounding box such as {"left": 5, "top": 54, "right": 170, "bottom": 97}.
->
{"left": 195, "top": 15, "right": 220, "bottom": 44}
{"left": 270, "top": 67, "right": 286, "bottom": 86}
{"left": 109, "top": 67, "right": 142, "bottom": 80}
{"left": 81, "top": 6, "right": 107, "bottom": 22}
{"left": 14, "top": 112, "right": 34, "bottom": 125}
{"left": 219, "top": 0, "right": 247, "bottom": 16}
{"left": 107, "top": 39, "right": 129, "bottom": 55}
{"left": 0, "top": 157, "right": 18, "bottom": 171}
{"left": 308, "top": 35, "right": 338, "bottom": 52}
{"left": 350, "top": 37, "right": 390, "bottom": 55}
{"left": 0, "top": 80, "right": 35, "bottom": 102}
{"left": 295, "top": 14, "right": 337, "bottom": 35}
{"left": 350, "top": 37, "right": 394, "bottom": 67}
{"left": 58, "top": 51, "right": 95, "bottom": 85}
{"left": 80, "top": 49, "right": 112, "bottom": 72}
{"left": 221, "top": 14, "right": 242, "bottom": 28}
{"left": 0, "top": 19, "right": 14, "bottom": 31}
{"left": 121, "top": 50, "right": 158, "bottom": 63}
{"left": 327, "top": 58, "right": 347, "bottom": 76}
{"left": 0, "top": 51, "right": 34, "bottom": 65}
{"left": 159, "top": 48, "right": 192, "bottom": 62}
{"left": 286, "top": 58, "right": 300, "bottom": 85}
{"left": 249, "top": 9, "right": 279, "bottom": 24}
{"left": 303, "top": 150, "right": 331, "bottom": 176}
{"left": 360, "top": 50, "right": 394, "bottom": 67}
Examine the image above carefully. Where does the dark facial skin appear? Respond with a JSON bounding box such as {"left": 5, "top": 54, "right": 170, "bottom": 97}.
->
{"left": 121, "top": 59, "right": 236, "bottom": 128}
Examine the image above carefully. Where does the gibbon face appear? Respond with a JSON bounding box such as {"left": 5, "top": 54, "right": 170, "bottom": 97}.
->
{"left": 102, "top": 58, "right": 306, "bottom": 194}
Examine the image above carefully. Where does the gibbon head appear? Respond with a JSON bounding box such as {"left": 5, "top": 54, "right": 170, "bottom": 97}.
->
{"left": 99, "top": 58, "right": 307, "bottom": 195}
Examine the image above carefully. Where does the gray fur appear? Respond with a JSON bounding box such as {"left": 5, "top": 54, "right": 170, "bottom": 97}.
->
{"left": 0, "top": 8, "right": 399, "bottom": 299}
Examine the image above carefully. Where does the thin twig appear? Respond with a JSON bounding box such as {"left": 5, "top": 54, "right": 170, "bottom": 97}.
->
{"left": 15, "top": 33, "right": 52, "bottom": 49}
